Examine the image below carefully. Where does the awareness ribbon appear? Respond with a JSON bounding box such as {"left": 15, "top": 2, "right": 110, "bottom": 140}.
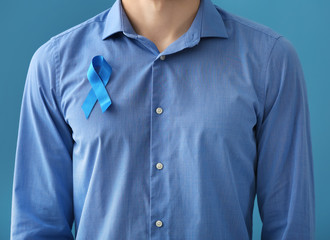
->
{"left": 81, "top": 55, "right": 112, "bottom": 119}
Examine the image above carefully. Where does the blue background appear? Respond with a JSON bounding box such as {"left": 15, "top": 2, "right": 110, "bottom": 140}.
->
{"left": 0, "top": 0, "right": 329, "bottom": 239}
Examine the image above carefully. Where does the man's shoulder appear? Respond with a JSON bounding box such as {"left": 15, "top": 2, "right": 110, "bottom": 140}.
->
{"left": 213, "top": 5, "right": 301, "bottom": 68}
{"left": 27, "top": 7, "right": 112, "bottom": 82}
{"left": 214, "top": 5, "right": 282, "bottom": 40}
{"left": 30, "top": 6, "right": 112, "bottom": 69}
{"left": 32, "top": 7, "right": 111, "bottom": 58}
{"left": 51, "top": 7, "right": 110, "bottom": 41}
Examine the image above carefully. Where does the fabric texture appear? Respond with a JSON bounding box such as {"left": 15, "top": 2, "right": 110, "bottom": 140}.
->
{"left": 11, "top": 0, "right": 315, "bottom": 239}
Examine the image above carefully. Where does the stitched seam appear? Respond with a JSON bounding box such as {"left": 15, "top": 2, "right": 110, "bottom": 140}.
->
{"left": 259, "top": 35, "right": 283, "bottom": 125}
{"left": 51, "top": 36, "right": 67, "bottom": 122}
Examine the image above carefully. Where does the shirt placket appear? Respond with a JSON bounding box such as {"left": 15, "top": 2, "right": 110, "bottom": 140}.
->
{"left": 132, "top": 30, "right": 200, "bottom": 240}
{"left": 149, "top": 52, "right": 170, "bottom": 240}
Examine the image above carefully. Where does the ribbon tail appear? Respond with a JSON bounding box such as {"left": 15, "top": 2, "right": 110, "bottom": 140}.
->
{"left": 82, "top": 88, "right": 98, "bottom": 119}
{"left": 100, "top": 96, "right": 112, "bottom": 113}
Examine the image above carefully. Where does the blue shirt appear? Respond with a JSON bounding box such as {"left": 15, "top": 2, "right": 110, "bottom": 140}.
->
{"left": 11, "top": 0, "right": 315, "bottom": 239}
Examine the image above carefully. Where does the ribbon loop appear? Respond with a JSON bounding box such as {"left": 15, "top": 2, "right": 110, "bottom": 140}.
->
{"left": 81, "top": 56, "right": 112, "bottom": 119}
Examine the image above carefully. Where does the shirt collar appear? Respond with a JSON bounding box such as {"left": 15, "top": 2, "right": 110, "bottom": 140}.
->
{"left": 101, "top": 0, "right": 228, "bottom": 42}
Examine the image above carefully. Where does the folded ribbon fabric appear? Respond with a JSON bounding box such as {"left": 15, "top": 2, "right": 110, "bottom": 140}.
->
{"left": 81, "top": 55, "right": 112, "bottom": 119}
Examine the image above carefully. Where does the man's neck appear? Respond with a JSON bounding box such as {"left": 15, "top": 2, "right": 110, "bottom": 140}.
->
{"left": 121, "top": 0, "right": 201, "bottom": 53}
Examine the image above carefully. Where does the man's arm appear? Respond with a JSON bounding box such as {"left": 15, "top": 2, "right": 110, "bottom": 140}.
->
{"left": 255, "top": 36, "right": 315, "bottom": 239}
{"left": 11, "top": 38, "right": 74, "bottom": 239}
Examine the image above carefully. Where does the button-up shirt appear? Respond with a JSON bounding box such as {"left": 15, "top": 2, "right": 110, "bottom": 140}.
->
{"left": 11, "top": 0, "right": 315, "bottom": 239}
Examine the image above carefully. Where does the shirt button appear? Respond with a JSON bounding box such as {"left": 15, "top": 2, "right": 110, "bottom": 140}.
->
{"left": 155, "top": 107, "right": 163, "bottom": 115}
{"left": 160, "top": 55, "right": 166, "bottom": 60}
{"left": 156, "top": 162, "right": 163, "bottom": 170}
{"left": 155, "top": 220, "right": 163, "bottom": 227}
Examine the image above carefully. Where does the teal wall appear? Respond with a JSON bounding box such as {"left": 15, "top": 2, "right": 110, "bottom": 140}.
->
{"left": 1, "top": 0, "right": 329, "bottom": 239}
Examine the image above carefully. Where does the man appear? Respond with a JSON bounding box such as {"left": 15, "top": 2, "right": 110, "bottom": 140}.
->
{"left": 11, "top": 0, "right": 315, "bottom": 239}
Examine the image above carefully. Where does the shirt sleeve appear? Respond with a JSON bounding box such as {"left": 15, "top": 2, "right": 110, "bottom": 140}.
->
{"left": 255, "top": 36, "right": 315, "bottom": 240}
{"left": 11, "top": 38, "right": 74, "bottom": 239}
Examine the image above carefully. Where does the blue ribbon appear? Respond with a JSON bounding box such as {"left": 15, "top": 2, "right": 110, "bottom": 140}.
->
{"left": 81, "top": 55, "right": 112, "bottom": 119}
